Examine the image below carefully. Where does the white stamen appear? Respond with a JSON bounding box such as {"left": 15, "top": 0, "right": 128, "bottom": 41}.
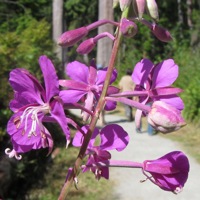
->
{"left": 20, "top": 104, "right": 50, "bottom": 138}
{"left": 174, "top": 187, "right": 182, "bottom": 194}
{"left": 5, "top": 148, "right": 22, "bottom": 160}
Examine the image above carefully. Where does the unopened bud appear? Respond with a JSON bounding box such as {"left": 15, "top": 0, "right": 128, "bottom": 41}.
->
{"left": 148, "top": 101, "right": 186, "bottom": 133}
{"left": 76, "top": 38, "right": 96, "bottom": 54}
{"left": 119, "top": 0, "right": 131, "bottom": 11}
{"left": 146, "top": 0, "right": 159, "bottom": 22}
{"left": 151, "top": 24, "right": 173, "bottom": 42}
{"left": 121, "top": 18, "right": 138, "bottom": 37}
{"left": 133, "top": 0, "right": 146, "bottom": 19}
{"left": 58, "top": 27, "right": 88, "bottom": 47}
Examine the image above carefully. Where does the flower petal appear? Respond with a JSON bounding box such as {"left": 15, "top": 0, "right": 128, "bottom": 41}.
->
{"left": 82, "top": 91, "right": 94, "bottom": 121}
{"left": 96, "top": 68, "right": 117, "bottom": 85}
{"left": 132, "top": 59, "right": 154, "bottom": 86}
{"left": 39, "top": 55, "right": 59, "bottom": 101}
{"left": 72, "top": 125, "right": 99, "bottom": 148}
{"left": 88, "top": 60, "right": 97, "bottom": 85}
{"left": 9, "top": 68, "right": 43, "bottom": 105}
{"left": 157, "top": 95, "right": 184, "bottom": 111}
{"left": 50, "top": 99, "right": 70, "bottom": 140}
{"left": 100, "top": 124, "right": 129, "bottom": 151}
{"left": 60, "top": 90, "right": 86, "bottom": 103}
{"left": 152, "top": 59, "right": 178, "bottom": 88}
{"left": 66, "top": 61, "right": 89, "bottom": 83}
{"left": 7, "top": 112, "right": 45, "bottom": 151}
{"left": 59, "top": 80, "right": 88, "bottom": 90}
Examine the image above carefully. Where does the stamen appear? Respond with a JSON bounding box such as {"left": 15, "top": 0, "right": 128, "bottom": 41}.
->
{"left": 5, "top": 148, "right": 22, "bottom": 160}
{"left": 20, "top": 104, "right": 50, "bottom": 138}
{"left": 13, "top": 116, "right": 21, "bottom": 129}
{"left": 173, "top": 187, "right": 182, "bottom": 194}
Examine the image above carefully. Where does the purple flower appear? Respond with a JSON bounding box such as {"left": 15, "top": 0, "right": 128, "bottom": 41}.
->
{"left": 132, "top": 58, "right": 184, "bottom": 128}
{"left": 59, "top": 60, "right": 119, "bottom": 121}
{"left": 142, "top": 151, "right": 190, "bottom": 193}
{"left": 5, "top": 55, "right": 70, "bottom": 159}
{"left": 72, "top": 124, "right": 129, "bottom": 180}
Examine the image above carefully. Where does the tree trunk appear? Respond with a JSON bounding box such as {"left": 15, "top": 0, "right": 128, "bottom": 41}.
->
{"left": 52, "top": 0, "right": 63, "bottom": 61}
{"left": 186, "top": 0, "right": 193, "bottom": 29}
{"left": 96, "top": 0, "right": 114, "bottom": 68}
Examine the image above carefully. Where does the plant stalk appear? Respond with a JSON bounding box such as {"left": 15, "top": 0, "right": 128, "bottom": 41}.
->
{"left": 58, "top": 7, "right": 130, "bottom": 200}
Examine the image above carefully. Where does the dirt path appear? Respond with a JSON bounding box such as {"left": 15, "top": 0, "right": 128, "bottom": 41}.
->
{"left": 104, "top": 113, "right": 200, "bottom": 200}
{"left": 70, "top": 109, "right": 200, "bottom": 200}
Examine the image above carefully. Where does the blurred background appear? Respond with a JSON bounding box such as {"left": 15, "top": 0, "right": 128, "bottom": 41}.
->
{"left": 0, "top": 0, "right": 200, "bottom": 199}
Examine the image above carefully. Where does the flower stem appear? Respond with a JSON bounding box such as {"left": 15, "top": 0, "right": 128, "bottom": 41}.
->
{"left": 83, "top": 160, "right": 143, "bottom": 169}
{"left": 58, "top": 7, "right": 130, "bottom": 200}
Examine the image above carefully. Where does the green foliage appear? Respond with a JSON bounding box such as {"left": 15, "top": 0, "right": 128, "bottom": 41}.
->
{"left": 0, "top": 16, "right": 54, "bottom": 137}
{"left": 174, "top": 47, "right": 200, "bottom": 122}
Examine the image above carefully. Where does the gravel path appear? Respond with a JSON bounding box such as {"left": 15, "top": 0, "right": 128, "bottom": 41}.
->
{"left": 70, "top": 109, "right": 200, "bottom": 200}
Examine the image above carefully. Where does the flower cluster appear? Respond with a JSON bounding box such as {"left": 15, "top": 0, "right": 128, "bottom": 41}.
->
{"left": 4, "top": 0, "right": 190, "bottom": 198}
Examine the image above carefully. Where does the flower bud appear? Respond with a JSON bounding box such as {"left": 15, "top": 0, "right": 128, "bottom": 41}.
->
{"left": 151, "top": 24, "right": 173, "bottom": 42}
{"left": 119, "top": 0, "right": 131, "bottom": 11}
{"left": 143, "top": 151, "right": 189, "bottom": 193}
{"left": 58, "top": 27, "right": 88, "bottom": 47}
{"left": 148, "top": 101, "right": 186, "bottom": 133}
{"left": 146, "top": 0, "right": 159, "bottom": 22}
{"left": 121, "top": 18, "right": 138, "bottom": 37}
{"left": 132, "top": 0, "right": 146, "bottom": 19}
{"left": 76, "top": 38, "right": 96, "bottom": 54}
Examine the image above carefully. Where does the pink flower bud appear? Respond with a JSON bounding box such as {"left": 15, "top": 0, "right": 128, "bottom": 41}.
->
{"left": 143, "top": 151, "right": 189, "bottom": 193}
{"left": 121, "top": 18, "right": 138, "bottom": 37}
{"left": 151, "top": 24, "right": 173, "bottom": 42}
{"left": 148, "top": 101, "right": 186, "bottom": 133}
{"left": 146, "top": 0, "right": 159, "bottom": 22}
{"left": 133, "top": 0, "right": 146, "bottom": 19}
{"left": 119, "top": 0, "right": 131, "bottom": 11}
{"left": 76, "top": 38, "right": 96, "bottom": 54}
{"left": 58, "top": 27, "right": 88, "bottom": 47}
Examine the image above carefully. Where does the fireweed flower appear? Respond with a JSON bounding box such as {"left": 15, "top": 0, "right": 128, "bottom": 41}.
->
{"left": 59, "top": 60, "right": 119, "bottom": 121}
{"left": 142, "top": 151, "right": 190, "bottom": 193}
{"left": 148, "top": 101, "right": 186, "bottom": 133}
{"left": 72, "top": 124, "right": 129, "bottom": 180}
{"left": 132, "top": 58, "right": 184, "bottom": 129}
{"left": 5, "top": 55, "right": 70, "bottom": 160}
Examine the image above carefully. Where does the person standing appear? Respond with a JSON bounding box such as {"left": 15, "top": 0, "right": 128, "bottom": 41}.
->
{"left": 119, "top": 69, "right": 135, "bottom": 121}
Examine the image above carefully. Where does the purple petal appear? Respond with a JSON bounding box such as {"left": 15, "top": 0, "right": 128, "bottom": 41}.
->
{"left": 150, "top": 87, "right": 183, "bottom": 97}
{"left": 72, "top": 125, "right": 99, "bottom": 147}
{"left": 106, "top": 86, "right": 120, "bottom": 95}
{"left": 104, "top": 100, "right": 117, "bottom": 111}
{"left": 132, "top": 59, "right": 154, "bottom": 85}
{"left": 7, "top": 112, "right": 45, "bottom": 149}
{"left": 59, "top": 80, "right": 88, "bottom": 90}
{"left": 50, "top": 100, "right": 70, "bottom": 140}
{"left": 59, "top": 90, "right": 86, "bottom": 103}
{"left": 88, "top": 60, "right": 97, "bottom": 85}
{"left": 66, "top": 61, "right": 89, "bottom": 83}
{"left": 100, "top": 124, "right": 129, "bottom": 151}
{"left": 152, "top": 59, "right": 178, "bottom": 88}
{"left": 11, "top": 140, "right": 34, "bottom": 153}
{"left": 39, "top": 55, "right": 59, "bottom": 101}
{"left": 158, "top": 95, "right": 184, "bottom": 111}
{"left": 96, "top": 68, "right": 117, "bottom": 85}
{"left": 9, "top": 92, "right": 36, "bottom": 112}
{"left": 9, "top": 69, "right": 43, "bottom": 105}
{"left": 82, "top": 91, "right": 94, "bottom": 121}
